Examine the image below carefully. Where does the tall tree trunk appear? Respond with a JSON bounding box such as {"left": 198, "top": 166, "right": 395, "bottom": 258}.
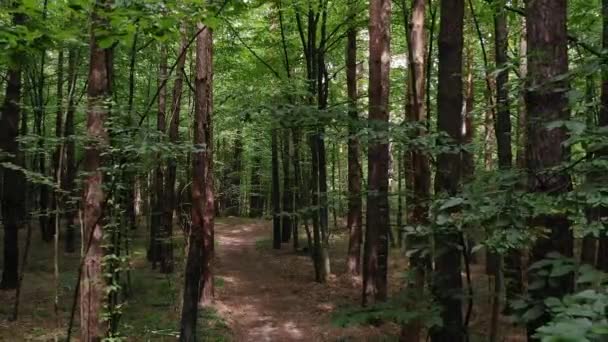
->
{"left": 150, "top": 47, "right": 168, "bottom": 269}
{"left": 281, "top": 129, "right": 293, "bottom": 241}
{"left": 225, "top": 130, "right": 243, "bottom": 216}
{"left": 49, "top": 50, "right": 64, "bottom": 236}
{"left": 63, "top": 48, "right": 79, "bottom": 254}
{"left": 596, "top": 0, "right": 608, "bottom": 272}
{"left": 494, "top": 0, "right": 523, "bottom": 308}
{"left": 432, "top": 0, "right": 465, "bottom": 340}
{"left": 0, "top": 11, "right": 25, "bottom": 291}
{"left": 524, "top": 0, "right": 573, "bottom": 338}
{"left": 162, "top": 28, "right": 188, "bottom": 274}
{"left": 272, "top": 128, "right": 282, "bottom": 249}
{"left": 249, "top": 152, "right": 264, "bottom": 218}
{"left": 401, "top": 0, "right": 429, "bottom": 339}
{"left": 363, "top": 0, "right": 391, "bottom": 305}
{"left": 346, "top": 2, "right": 362, "bottom": 276}
{"left": 81, "top": 0, "right": 113, "bottom": 339}
{"left": 198, "top": 25, "right": 215, "bottom": 307}
{"left": 180, "top": 23, "right": 214, "bottom": 340}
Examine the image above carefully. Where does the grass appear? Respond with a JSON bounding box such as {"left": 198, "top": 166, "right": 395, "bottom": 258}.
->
{"left": 0, "top": 222, "right": 232, "bottom": 341}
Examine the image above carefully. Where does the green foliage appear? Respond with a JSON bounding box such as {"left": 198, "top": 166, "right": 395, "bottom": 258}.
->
{"left": 331, "top": 282, "right": 441, "bottom": 329}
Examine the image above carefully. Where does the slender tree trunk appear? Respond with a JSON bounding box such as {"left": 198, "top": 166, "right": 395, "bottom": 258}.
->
{"left": 524, "top": 0, "right": 573, "bottom": 338}
{"left": 346, "top": 5, "right": 362, "bottom": 276}
{"left": 363, "top": 0, "right": 391, "bottom": 305}
{"left": 596, "top": 0, "right": 608, "bottom": 272}
{"left": 249, "top": 152, "right": 264, "bottom": 218}
{"left": 0, "top": 11, "right": 25, "bottom": 290}
{"left": 150, "top": 47, "right": 168, "bottom": 269}
{"left": 180, "top": 23, "right": 214, "bottom": 340}
{"left": 432, "top": 0, "right": 465, "bottom": 340}
{"left": 291, "top": 129, "right": 303, "bottom": 250}
{"left": 401, "top": 0, "right": 429, "bottom": 339}
{"left": 63, "top": 48, "right": 79, "bottom": 254}
{"left": 281, "top": 129, "right": 293, "bottom": 241}
{"left": 162, "top": 28, "right": 188, "bottom": 274}
{"left": 81, "top": 1, "right": 113, "bottom": 339}
{"left": 49, "top": 50, "right": 64, "bottom": 235}
{"left": 272, "top": 128, "right": 282, "bottom": 249}
{"left": 198, "top": 25, "right": 215, "bottom": 307}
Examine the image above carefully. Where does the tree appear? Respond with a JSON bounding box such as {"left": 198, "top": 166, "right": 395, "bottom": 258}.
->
{"left": 524, "top": 0, "right": 573, "bottom": 338}
{"left": 362, "top": 0, "right": 391, "bottom": 305}
{"left": 0, "top": 9, "right": 25, "bottom": 291}
{"left": 162, "top": 27, "right": 188, "bottom": 274}
{"left": 80, "top": 0, "right": 113, "bottom": 339}
{"left": 431, "top": 0, "right": 465, "bottom": 340}
{"left": 401, "top": 0, "right": 429, "bottom": 339}
{"left": 180, "top": 22, "right": 214, "bottom": 341}
{"left": 346, "top": 0, "right": 362, "bottom": 277}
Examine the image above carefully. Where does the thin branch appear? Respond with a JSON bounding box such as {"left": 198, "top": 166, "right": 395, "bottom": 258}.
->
{"left": 222, "top": 18, "right": 281, "bottom": 79}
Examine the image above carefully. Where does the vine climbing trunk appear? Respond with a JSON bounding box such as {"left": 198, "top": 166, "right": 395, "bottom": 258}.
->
{"left": 363, "top": 0, "right": 391, "bottom": 305}
{"left": 81, "top": 0, "right": 113, "bottom": 339}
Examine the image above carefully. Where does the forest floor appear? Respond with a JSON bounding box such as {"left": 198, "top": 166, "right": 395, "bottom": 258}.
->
{"left": 0, "top": 217, "right": 525, "bottom": 341}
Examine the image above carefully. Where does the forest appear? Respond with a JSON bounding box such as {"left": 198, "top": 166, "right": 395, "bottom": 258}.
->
{"left": 1, "top": 0, "right": 607, "bottom": 341}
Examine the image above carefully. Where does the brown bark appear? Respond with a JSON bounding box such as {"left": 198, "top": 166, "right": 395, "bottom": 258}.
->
{"left": 149, "top": 47, "right": 168, "bottom": 269}
{"left": 524, "top": 0, "right": 573, "bottom": 338}
{"left": 0, "top": 11, "right": 25, "bottom": 290}
{"left": 162, "top": 28, "right": 188, "bottom": 274}
{"left": 81, "top": 0, "right": 113, "bottom": 339}
{"left": 49, "top": 50, "right": 64, "bottom": 235}
{"left": 400, "top": 0, "right": 429, "bottom": 340}
{"left": 197, "top": 25, "right": 215, "bottom": 307}
{"left": 272, "top": 128, "right": 282, "bottom": 249}
{"left": 431, "top": 0, "right": 465, "bottom": 340}
{"left": 596, "top": 0, "right": 608, "bottom": 272}
{"left": 249, "top": 151, "right": 265, "bottom": 217}
{"left": 180, "top": 23, "right": 214, "bottom": 340}
{"left": 363, "top": 0, "right": 391, "bottom": 305}
{"left": 281, "top": 129, "right": 293, "bottom": 241}
{"left": 63, "top": 48, "right": 79, "bottom": 254}
{"left": 346, "top": 0, "right": 362, "bottom": 277}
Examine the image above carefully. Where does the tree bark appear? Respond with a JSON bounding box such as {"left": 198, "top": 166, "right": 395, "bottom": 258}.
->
{"left": 180, "top": 23, "right": 214, "bottom": 340}
{"left": 346, "top": 0, "right": 362, "bottom": 276}
{"left": 272, "top": 128, "right": 282, "bottom": 249}
{"left": 596, "top": 0, "right": 608, "bottom": 272}
{"left": 524, "top": 0, "right": 573, "bottom": 338}
{"left": 81, "top": 0, "right": 113, "bottom": 339}
{"left": 281, "top": 129, "right": 293, "bottom": 241}
{"left": 63, "top": 48, "right": 79, "bottom": 254}
{"left": 49, "top": 50, "right": 64, "bottom": 236}
{"left": 401, "top": 0, "right": 429, "bottom": 339}
{"left": 198, "top": 25, "right": 215, "bottom": 307}
{"left": 363, "top": 0, "right": 391, "bottom": 305}
{"left": 150, "top": 46, "right": 168, "bottom": 269}
{"left": 0, "top": 11, "right": 25, "bottom": 290}
{"left": 431, "top": 0, "right": 465, "bottom": 340}
{"left": 162, "top": 28, "right": 188, "bottom": 274}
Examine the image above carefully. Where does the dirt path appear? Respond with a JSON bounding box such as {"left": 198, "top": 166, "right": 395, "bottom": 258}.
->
{"left": 212, "top": 218, "right": 395, "bottom": 342}
{"left": 213, "top": 219, "right": 317, "bottom": 341}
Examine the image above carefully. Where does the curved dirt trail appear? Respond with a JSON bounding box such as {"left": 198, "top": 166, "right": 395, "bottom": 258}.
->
{"left": 212, "top": 218, "right": 394, "bottom": 342}
{"left": 213, "top": 219, "right": 315, "bottom": 341}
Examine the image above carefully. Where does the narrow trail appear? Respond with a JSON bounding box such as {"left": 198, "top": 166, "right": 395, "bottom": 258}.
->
{"left": 213, "top": 219, "right": 317, "bottom": 341}
{"left": 212, "top": 218, "right": 395, "bottom": 342}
